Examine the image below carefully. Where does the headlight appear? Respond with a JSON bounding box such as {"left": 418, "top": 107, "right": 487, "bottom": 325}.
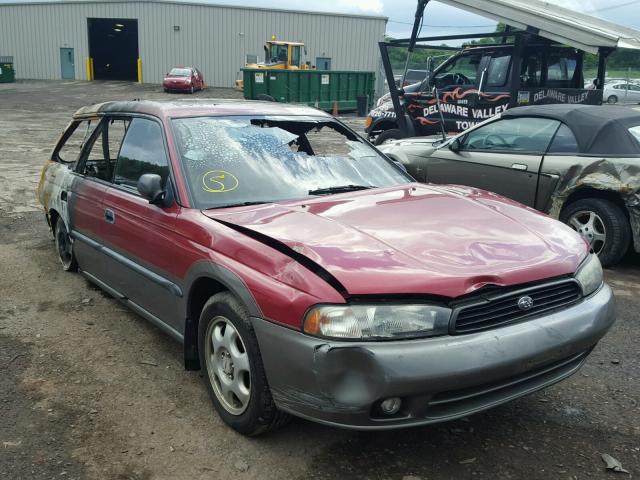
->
{"left": 575, "top": 254, "right": 604, "bottom": 296}
{"left": 303, "top": 304, "right": 451, "bottom": 340}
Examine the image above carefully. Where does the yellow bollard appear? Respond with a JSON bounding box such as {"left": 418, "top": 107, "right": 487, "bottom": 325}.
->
{"left": 137, "top": 58, "right": 143, "bottom": 84}
{"left": 90, "top": 57, "right": 94, "bottom": 80}
{"left": 85, "top": 57, "right": 93, "bottom": 80}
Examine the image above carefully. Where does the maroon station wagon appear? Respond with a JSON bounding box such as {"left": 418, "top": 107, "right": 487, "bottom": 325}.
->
{"left": 37, "top": 99, "right": 615, "bottom": 435}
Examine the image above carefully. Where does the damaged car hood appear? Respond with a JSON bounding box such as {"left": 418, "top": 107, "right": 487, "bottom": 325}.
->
{"left": 204, "top": 184, "right": 588, "bottom": 298}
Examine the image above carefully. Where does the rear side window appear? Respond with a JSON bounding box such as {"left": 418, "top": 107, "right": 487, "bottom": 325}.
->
{"left": 76, "top": 118, "right": 131, "bottom": 181}
{"left": 113, "top": 118, "right": 169, "bottom": 189}
{"left": 486, "top": 55, "right": 511, "bottom": 87}
{"left": 82, "top": 124, "right": 111, "bottom": 181}
{"left": 548, "top": 124, "right": 579, "bottom": 153}
{"left": 107, "top": 118, "right": 130, "bottom": 161}
{"left": 520, "top": 53, "right": 542, "bottom": 87}
{"left": 546, "top": 53, "right": 577, "bottom": 86}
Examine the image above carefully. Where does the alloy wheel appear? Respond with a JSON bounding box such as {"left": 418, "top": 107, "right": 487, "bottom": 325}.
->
{"left": 204, "top": 317, "right": 251, "bottom": 415}
{"left": 567, "top": 210, "right": 607, "bottom": 254}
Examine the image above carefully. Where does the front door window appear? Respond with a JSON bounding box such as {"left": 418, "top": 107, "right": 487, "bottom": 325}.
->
{"left": 433, "top": 54, "right": 482, "bottom": 89}
{"left": 113, "top": 118, "right": 170, "bottom": 190}
{"left": 460, "top": 117, "right": 561, "bottom": 153}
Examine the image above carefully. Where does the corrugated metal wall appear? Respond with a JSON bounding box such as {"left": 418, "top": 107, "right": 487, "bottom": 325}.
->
{"left": 0, "top": 0, "right": 386, "bottom": 89}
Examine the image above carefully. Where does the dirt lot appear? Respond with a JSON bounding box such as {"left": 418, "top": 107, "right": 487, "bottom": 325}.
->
{"left": 1, "top": 80, "right": 639, "bottom": 480}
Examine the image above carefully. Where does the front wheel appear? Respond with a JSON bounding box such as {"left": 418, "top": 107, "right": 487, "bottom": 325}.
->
{"left": 198, "top": 292, "right": 289, "bottom": 435}
{"left": 374, "top": 128, "right": 403, "bottom": 146}
{"left": 607, "top": 95, "right": 618, "bottom": 104}
{"left": 54, "top": 218, "right": 77, "bottom": 272}
{"left": 560, "top": 198, "right": 631, "bottom": 267}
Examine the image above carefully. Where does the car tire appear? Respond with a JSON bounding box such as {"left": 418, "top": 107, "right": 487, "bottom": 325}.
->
{"left": 54, "top": 218, "right": 78, "bottom": 272}
{"left": 560, "top": 198, "right": 631, "bottom": 268}
{"left": 163, "top": 88, "right": 169, "bottom": 93}
{"left": 374, "top": 128, "right": 403, "bottom": 146}
{"left": 198, "top": 292, "right": 290, "bottom": 436}
{"left": 607, "top": 95, "right": 618, "bottom": 104}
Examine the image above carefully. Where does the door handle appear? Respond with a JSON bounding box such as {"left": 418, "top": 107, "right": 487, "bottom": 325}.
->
{"left": 511, "top": 163, "right": 528, "bottom": 171}
{"left": 104, "top": 208, "right": 115, "bottom": 224}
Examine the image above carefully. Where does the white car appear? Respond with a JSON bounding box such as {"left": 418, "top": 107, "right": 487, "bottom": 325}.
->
{"left": 603, "top": 81, "right": 640, "bottom": 104}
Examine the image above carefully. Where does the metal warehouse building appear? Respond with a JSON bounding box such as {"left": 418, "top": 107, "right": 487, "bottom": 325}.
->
{"left": 0, "top": 0, "right": 387, "bottom": 88}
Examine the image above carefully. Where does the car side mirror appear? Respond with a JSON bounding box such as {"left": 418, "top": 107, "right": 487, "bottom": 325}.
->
{"left": 449, "top": 138, "right": 461, "bottom": 153}
{"left": 137, "top": 173, "right": 165, "bottom": 205}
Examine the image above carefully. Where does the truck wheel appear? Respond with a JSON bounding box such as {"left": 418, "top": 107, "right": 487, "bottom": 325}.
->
{"left": 256, "top": 94, "right": 276, "bottom": 102}
{"left": 375, "top": 128, "right": 403, "bottom": 145}
{"left": 560, "top": 198, "right": 631, "bottom": 267}
{"left": 198, "top": 292, "right": 290, "bottom": 436}
{"left": 54, "top": 218, "right": 78, "bottom": 272}
{"left": 607, "top": 95, "right": 618, "bottom": 104}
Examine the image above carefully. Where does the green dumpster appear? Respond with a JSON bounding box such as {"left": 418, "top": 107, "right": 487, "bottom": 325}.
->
{"left": 0, "top": 56, "right": 15, "bottom": 83}
{"left": 242, "top": 68, "right": 375, "bottom": 113}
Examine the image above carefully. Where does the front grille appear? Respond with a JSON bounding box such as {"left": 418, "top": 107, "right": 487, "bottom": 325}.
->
{"left": 452, "top": 279, "right": 582, "bottom": 334}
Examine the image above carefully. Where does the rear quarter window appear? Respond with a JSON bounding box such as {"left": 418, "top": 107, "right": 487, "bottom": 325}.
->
{"left": 548, "top": 124, "right": 579, "bottom": 154}
{"left": 55, "top": 120, "right": 97, "bottom": 164}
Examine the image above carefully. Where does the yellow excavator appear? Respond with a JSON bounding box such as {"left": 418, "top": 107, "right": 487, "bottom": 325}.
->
{"left": 236, "top": 36, "right": 311, "bottom": 90}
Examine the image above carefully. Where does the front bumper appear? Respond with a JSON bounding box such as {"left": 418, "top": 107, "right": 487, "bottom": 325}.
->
{"left": 252, "top": 284, "right": 615, "bottom": 430}
{"left": 164, "top": 83, "right": 191, "bottom": 91}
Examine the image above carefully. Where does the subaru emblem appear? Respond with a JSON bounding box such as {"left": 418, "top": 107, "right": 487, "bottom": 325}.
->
{"left": 517, "top": 295, "right": 534, "bottom": 311}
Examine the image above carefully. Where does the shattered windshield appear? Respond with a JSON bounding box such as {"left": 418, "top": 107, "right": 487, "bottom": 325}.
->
{"left": 171, "top": 116, "right": 410, "bottom": 209}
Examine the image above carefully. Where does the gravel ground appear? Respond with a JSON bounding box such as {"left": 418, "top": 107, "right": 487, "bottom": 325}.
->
{"left": 0, "top": 80, "right": 639, "bottom": 480}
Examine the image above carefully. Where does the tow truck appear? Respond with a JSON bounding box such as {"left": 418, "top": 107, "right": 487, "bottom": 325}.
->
{"left": 368, "top": 0, "right": 640, "bottom": 144}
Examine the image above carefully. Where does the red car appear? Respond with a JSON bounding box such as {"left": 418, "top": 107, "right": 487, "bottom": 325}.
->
{"left": 37, "top": 100, "right": 614, "bottom": 435}
{"left": 163, "top": 66, "right": 204, "bottom": 93}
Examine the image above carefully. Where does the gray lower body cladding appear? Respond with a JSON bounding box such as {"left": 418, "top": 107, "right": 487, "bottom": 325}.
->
{"left": 252, "top": 284, "right": 615, "bottom": 430}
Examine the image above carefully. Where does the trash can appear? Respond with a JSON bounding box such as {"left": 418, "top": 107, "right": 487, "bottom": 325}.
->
{"left": 0, "top": 56, "right": 15, "bottom": 83}
{"left": 356, "top": 95, "right": 368, "bottom": 117}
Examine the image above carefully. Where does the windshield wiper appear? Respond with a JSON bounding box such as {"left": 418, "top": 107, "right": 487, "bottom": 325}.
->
{"left": 308, "top": 185, "right": 375, "bottom": 196}
{"left": 207, "top": 201, "right": 268, "bottom": 210}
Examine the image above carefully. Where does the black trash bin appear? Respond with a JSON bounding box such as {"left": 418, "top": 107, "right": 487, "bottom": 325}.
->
{"left": 356, "top": 95, "right": 368, "bottom": 117}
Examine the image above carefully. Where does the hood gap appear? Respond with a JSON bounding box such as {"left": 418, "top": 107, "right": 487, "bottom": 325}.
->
{"left": 212, "top": 218, "right": 349, "bottom": 298}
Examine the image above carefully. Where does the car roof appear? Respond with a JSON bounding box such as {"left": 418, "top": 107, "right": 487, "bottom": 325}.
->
{"left": 502, "top": 104, "right": 640, "bottom": 155}
{"left": 72, "top": 99, "right": 332, "bottom": 120}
